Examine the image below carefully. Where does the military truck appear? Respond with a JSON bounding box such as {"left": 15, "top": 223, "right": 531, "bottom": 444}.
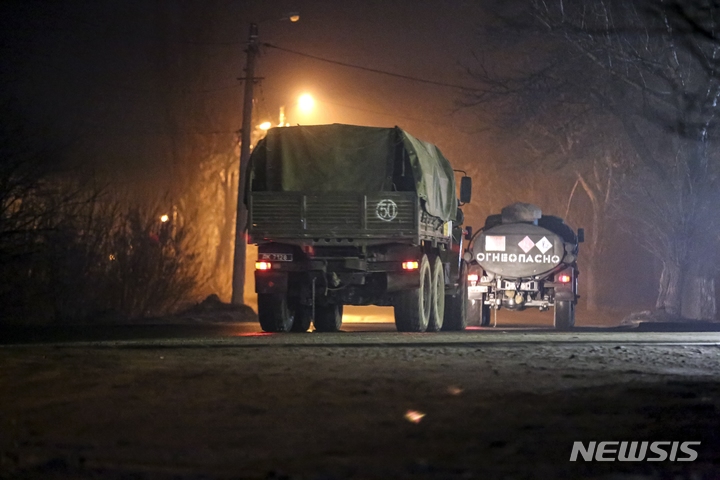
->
{"left": 466, "top": 203, "right": 583, "bottom": 329}
{"left": 246, "top": 124, "right": 472, "bottom": 333}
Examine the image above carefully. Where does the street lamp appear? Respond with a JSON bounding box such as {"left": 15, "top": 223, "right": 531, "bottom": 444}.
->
{"left": 298, "top": 93, "right": 315, "bottom": 114}
{"left": 231, "top": 14, "right": 299, "bottom": 306}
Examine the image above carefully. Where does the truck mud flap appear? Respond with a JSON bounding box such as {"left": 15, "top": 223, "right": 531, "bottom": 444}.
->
{"left": 386, "top": 272, "right": 420, "bottom": 293}
{"left": 255, "top": 271, "right": 289, "bottom": 294}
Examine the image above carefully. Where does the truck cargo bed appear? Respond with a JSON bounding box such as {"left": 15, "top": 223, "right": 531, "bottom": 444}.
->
{"left": 249, "top": 191, "right": 447, "bottom": 246}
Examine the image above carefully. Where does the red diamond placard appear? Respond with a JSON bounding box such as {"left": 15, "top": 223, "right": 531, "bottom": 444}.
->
{"left": 518, "top": 236, "right": 535, "bottom": 253}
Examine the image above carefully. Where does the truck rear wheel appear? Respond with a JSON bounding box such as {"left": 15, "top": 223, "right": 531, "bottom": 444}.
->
{"left": 442, "top": 261, "right": 467, "bottom": 331}
{"left": 290, "top": 305, "right": 312, "bottom": 332}
{"left": 314, "top": 304, "right": 343, "bottom": 332}
{"left": 427, "top": 256, "right": 445, "bottom": 332}
{"left": 554, "top": 300, "right": 575, "bottom": 330}
{"left": 394, "top": 254, "right": 431, "bottom": 332}
{"left": 257, "top": 293, "right": 294, "bottom": 332}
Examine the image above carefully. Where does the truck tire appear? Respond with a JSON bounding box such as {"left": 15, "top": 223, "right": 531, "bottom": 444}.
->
{"left": 427, "top": 256, "right": 445, "bottom": 331}
{"left": 395, "top": 254, "right": 431, "bottom": 332}
{"left": 480, "top": 303, "right": 491, "bottom": 327}
{"left": 291, "top": 305, "right": 312, "bottom": 332}
{"left": 258, "top": 293, "right": 294, "bottom": 332}
{"left": 554, "top": 301, "right": 575, "bottom": 330}
{"left": 314, "top": 304, "right": 343, "bottom": 332}
{"left": 442, "top": 262, "right": 467, "bottom": 331}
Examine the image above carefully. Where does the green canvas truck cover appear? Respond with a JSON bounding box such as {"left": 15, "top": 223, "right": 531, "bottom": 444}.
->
{"left": 249, "top": 124, "right": 457, "bottom": 221}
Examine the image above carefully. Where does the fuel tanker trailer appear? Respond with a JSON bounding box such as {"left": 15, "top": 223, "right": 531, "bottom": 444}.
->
{"left": 466, "top": 203, "right": 584, "bottom": 329}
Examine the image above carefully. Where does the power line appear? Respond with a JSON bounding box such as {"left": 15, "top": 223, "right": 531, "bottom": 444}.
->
{"left": 317, "top": 98, "right": 467, "bottom": 130}
{"left": 262, "top": 43, "right": 481, "bottom": 91}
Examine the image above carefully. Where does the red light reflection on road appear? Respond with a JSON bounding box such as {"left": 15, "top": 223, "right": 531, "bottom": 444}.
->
{"left": 447, "top": 386, "right": 464, "bottom": 395}
{"left": 404, "top": 410, "right": 426, "bottom": 424}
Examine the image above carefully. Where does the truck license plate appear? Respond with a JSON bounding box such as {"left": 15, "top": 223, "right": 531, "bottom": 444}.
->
{"left": 468, "top": 285, "right": 487, "bottom": 299}
{"left": 259, "top": 253, "right": 293, "bottom": 262}
{"left": 501, "top": 281, "right": 537, "bottom": 291}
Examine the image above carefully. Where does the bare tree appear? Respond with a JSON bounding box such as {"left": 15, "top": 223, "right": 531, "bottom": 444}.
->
{"left": 140, "top": 1, "right": 242, "bottom": 301}
{"left": 535, "top": 121, "right": 623, "bottom": 311}
{"left": 465, "top": 55, "right": 626, "bottom": 310}
{"left": 466, "top": 0, "right": 720, "bottom": 319}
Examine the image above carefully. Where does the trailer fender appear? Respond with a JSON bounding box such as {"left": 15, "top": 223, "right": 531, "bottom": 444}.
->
{"left": 554, "top": 288, "right": 575, "bottom": 302}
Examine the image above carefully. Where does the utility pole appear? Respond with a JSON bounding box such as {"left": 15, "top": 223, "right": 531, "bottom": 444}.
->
{"left": 231, "top": 23, "right": 259, "bottom": 305}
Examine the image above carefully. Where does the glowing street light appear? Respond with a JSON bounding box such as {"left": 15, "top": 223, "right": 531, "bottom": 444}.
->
{"left": 160, "top": 214, "right": 169, "bottom": 223}
{"left": 288, "top": 12, "right": 300, "bottom": 22}
{"left": 298, "top": 93, "right": 315, "bottom": 114}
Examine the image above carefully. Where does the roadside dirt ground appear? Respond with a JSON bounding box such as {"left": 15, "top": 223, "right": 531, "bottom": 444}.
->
{"left": 2, "top": 337, "right": 720, "bottom": 479}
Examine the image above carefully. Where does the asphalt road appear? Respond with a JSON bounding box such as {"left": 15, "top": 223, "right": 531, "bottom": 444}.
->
{"left": 4, "top": 314, "right": 720, "bottom": 478}
{"left": 8, "top": 302, "right": 720, "bottom": 347}
{"left": 3, "top": 320, "right": 720, "bottom": 347}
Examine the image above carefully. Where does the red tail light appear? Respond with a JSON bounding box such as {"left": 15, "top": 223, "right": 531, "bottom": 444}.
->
{"left": 402, "top": 261, "right": 419, "bottom": 270}
{"left": 467, "top": 273, "right": 479, "bottom": 286}
{"left": 255, "top": 261, "right": 272, "bottom": 270}
{"left": 558, "top": 273, "right": 571, "bottom": 283}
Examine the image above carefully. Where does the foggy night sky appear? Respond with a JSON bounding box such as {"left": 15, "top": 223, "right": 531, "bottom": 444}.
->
{"left": 0, "top": 0, "right": 492, "bottom": 188}
{"left": 0, "top": 0, "right": 659, "bottom": 308}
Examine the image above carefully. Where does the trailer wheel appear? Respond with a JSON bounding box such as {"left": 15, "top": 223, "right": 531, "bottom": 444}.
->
{"left": 554, "top": 301, "right": 575, "bottom": 330}
{"left": 257, "top": 293, "right": 294, "bottom": 332}
{"left": 480, "top": 302, "right": 491, "bottom": 327}
{"left": 290, "top": 305, "right": 312, "bottom": 332}
{"left": 394, "top": 254, "right": 431, "bottom": 332}
{"left": 442, "top": 262, "right": 467, "bottom": 331}
{"left": 314, "top": 304, "right": 343, "bottom": 332}
{"left": 427, "top": 256, "right": 445, "bottom": 331}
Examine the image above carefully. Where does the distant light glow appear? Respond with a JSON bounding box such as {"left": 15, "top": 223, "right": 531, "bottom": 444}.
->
{"left": 160, "top": 214, "right": 169, "bottom": 223}
{"left": 298, "top": 93, "right": 315, "bottom": 113}
{"left": 258, "top": 121, "right": 272, "bottom": 131}
{"left": 279, "top": 106, "right": 289, "bottom": 126}
{"left": 288, "top": 12, "right": 300, "bottom": 22}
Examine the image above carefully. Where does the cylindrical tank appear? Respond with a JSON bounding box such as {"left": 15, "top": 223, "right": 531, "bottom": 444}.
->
{"left": 470, "top": 203, "right": 576, "bottom": 280}
{"left": 471, "top": 223, "right": 566, "bottom": 279}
